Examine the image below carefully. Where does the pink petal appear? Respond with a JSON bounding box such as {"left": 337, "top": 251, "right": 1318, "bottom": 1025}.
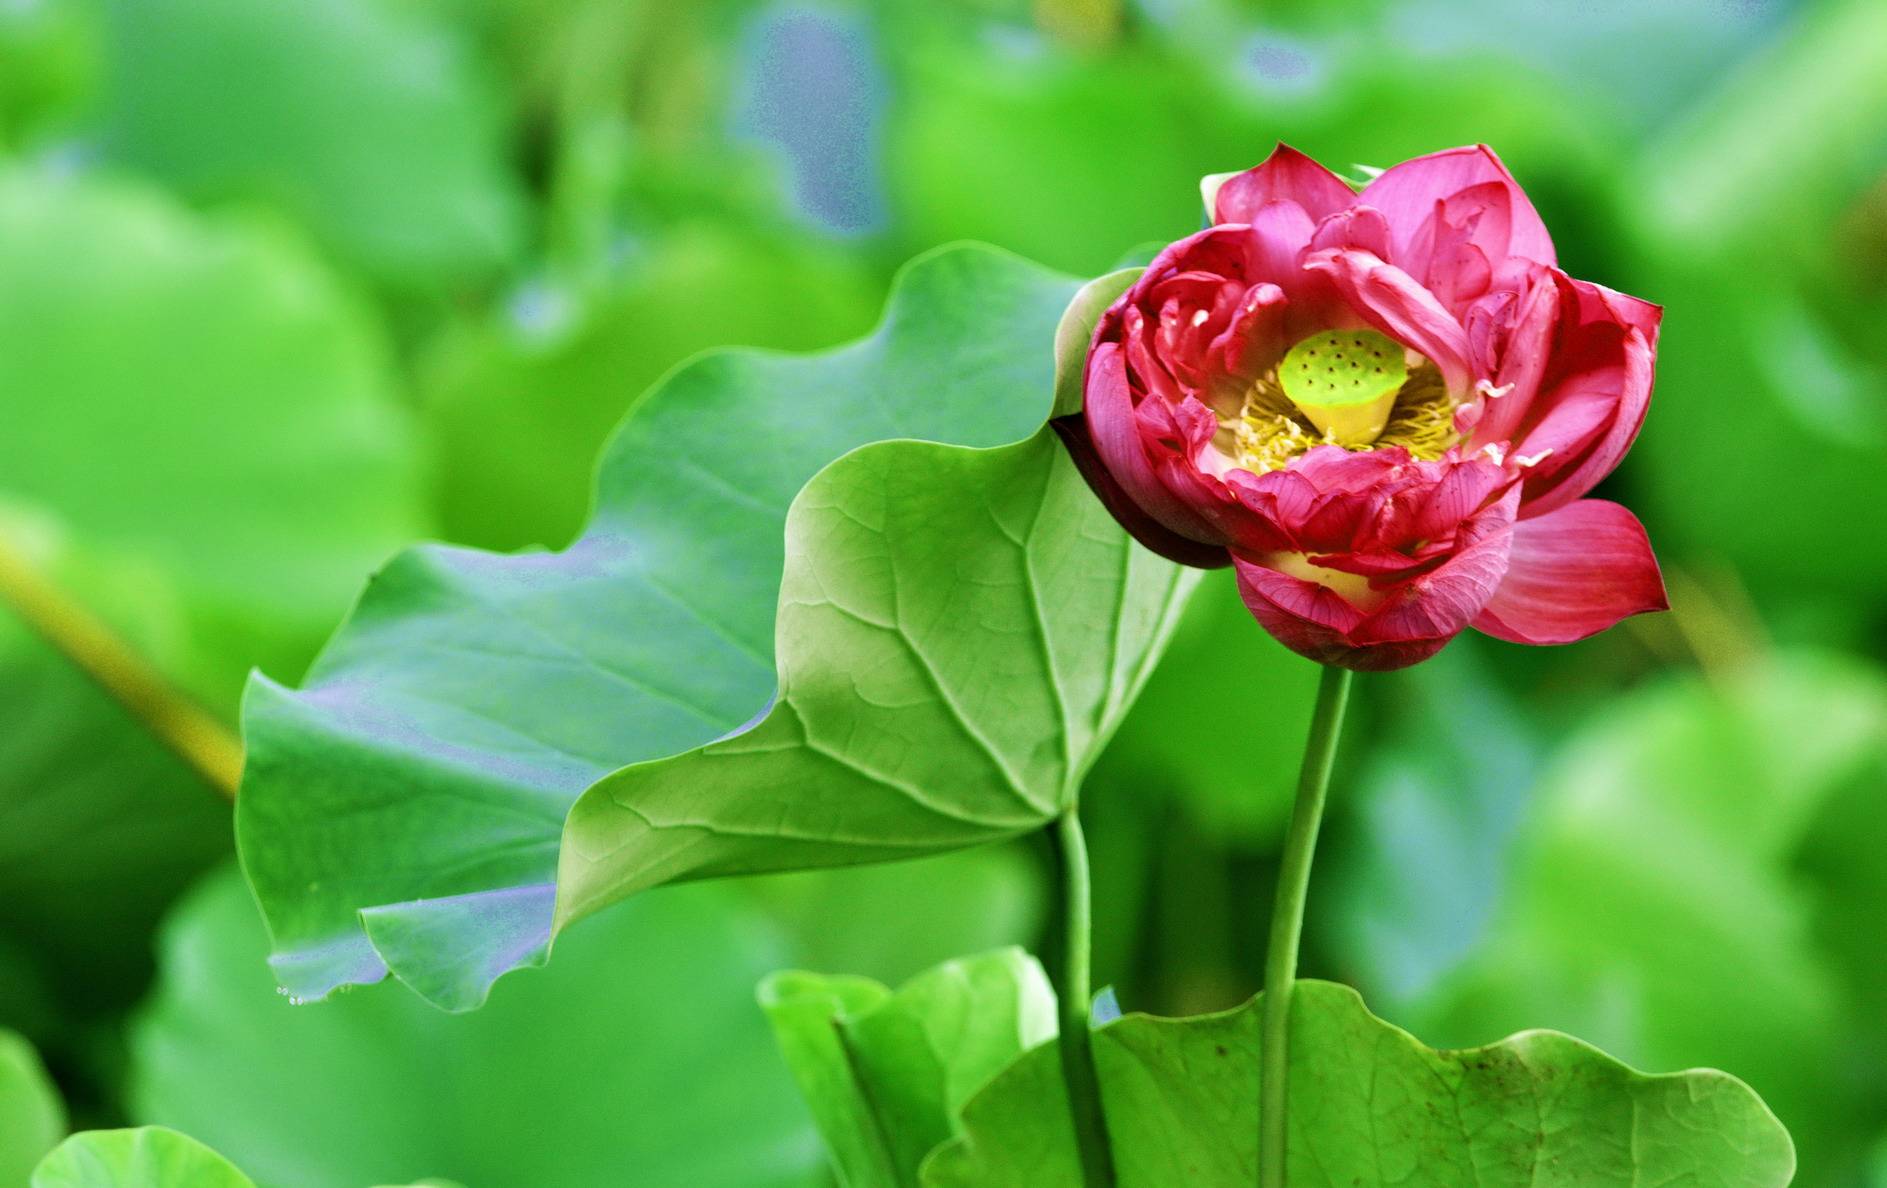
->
{"left": 1355, "top": 489, "right": 1518, "bottom": 646}
{"left": 1357, "top": 144, "right": 1556, "bottom": 270}
{"left": 1083, "top": 341, "right": 1226, "bottom": 545}
{"left": 1214, "top": 144, "right": 1357, "bottom": 225}
{"left": 1473, "top": 500, "right": 1667, "bottom": 645}
{"left": 1519, "top": 325, "right": 1655, "bottom": 517}
{"left": 1310, "top": 205, "right": 1392, "bottom": 259}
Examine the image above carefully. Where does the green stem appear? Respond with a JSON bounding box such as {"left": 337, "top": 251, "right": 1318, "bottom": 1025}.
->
{"left": 1259, "top": 664, "right": 1352, "bottom": 1187}
{"left": 0, "top": 533, "right": 241, "bottom": 799}
{"left": 1053, "top": 807, "right": 1116, "bottom": 1187}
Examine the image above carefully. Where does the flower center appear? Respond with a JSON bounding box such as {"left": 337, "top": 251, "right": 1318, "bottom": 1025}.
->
{"left": 1225, "top": 329, "right": 1457, "bottom": 474}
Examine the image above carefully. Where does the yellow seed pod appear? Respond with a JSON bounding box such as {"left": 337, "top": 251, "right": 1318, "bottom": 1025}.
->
{"left": 1276, "top": 329, "right": 1408, "bottom": 446}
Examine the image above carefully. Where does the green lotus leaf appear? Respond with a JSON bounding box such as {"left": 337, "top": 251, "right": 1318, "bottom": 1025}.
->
{"left": 129, "top": 866, "right": 820, "bottom": 1188}
{"left": 30, "top": 1129, "right": 248, "bottom": 1188}
{"left": 0, "top": 1030, "right": 63, "bottom": 1188}
{"left": 922, "top": 980, "right": 1794, "bottom": 1187}
{"left": 761, "top": 948, "right": 1056, "bottom": 1187}
{"left": 239, "top": 244, "right": 1196, "bottom": 1011}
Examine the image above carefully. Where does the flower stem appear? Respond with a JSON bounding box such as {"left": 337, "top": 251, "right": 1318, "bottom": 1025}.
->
{"left": 1259, "top": 664, "right": 1352, "bottom": 1187}
{"left": 0, "top": 533, "right": 241, "bottom": 799}
{"left": 1053, "top": 806, "right": 1116, "bottom": 1187}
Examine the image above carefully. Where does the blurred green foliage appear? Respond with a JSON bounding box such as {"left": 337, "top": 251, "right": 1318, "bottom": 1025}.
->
{"left": 1, "top": 0, "right": 1884, "bottom": 1183}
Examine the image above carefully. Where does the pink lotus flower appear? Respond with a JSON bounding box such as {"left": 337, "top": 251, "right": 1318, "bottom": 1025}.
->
{"left": 1055, "top": 144, "right": 1667, "bottom": 670}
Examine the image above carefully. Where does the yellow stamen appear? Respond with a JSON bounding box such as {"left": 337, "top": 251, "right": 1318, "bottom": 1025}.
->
{"left": 1227, "top": 355, "right": 1457, "bottom": 475}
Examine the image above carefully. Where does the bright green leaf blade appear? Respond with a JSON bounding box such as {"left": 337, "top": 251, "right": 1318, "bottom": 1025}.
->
{"left": 761, "top": 948, "right": 1056, "bottom": 1188}
{"left": 557, "top": 428, "right": 1193, "bottom": 926}
{"left": 761, "top": 973, "right": 900, "bottom": 1188}
{"left": 922, "top": 981, "right": 1795, "bottom": 1187}
{"left": 130, "top": 866, "right": 822, "bottom": 1188}
{"left": 93, "top": 0, "right": 525, "bottom": 289}
{"left": 0, "top": 1030, "right": 63, "bottom": 1188}
{"left": 30, "top": 1129, "right": 251, "bottom": 1188}
{"left": 239, "top": 245, "right": 1194, "bottom": 1011}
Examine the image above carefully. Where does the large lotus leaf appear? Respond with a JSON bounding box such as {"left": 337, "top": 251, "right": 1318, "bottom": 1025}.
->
{"left": 420, "top": 220, "right": 878, "bottom": 551}
{"left": 30, "top": 1129, "right": 249, "bottom": 1188}
{"left": 557, "top": 427, "right": 1191, "bottom": 925}
{"left": 239, "top": 244, "right": 1195, "bottom": 1010}
{"left": 760, "top": 948, "right": 1056, "bottom": 1187}
{"left": 0, "top": 1030, "right": 63, "bottom": 1188}
{"left": 0, "top": 169, "right": 422, "bottom": 1032}
{"left": 1406, "top": 654, "right": 1886, "bottom": 1185}
{"left": 129, "top": 866, "right": 821, "bottom": 1188}
{"left": 93, "top": 0, "right": 524, "bottom": 290}
{"left": 921, "top": 980, "right": 1794, "bottom": 1187}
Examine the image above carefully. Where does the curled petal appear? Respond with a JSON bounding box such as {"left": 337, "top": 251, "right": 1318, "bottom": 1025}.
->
{"left": 1518, "top": 324, "right": 1655, "bottom": 517}
{"left": 1304, "top": 249, "right": 1474, "bottom": 391}
{"left": 1213, "top": 143, "right": 1357, "bottom": 225}
{"left": 1358, "top": 144, "right": 1556, "bottom": 269}
{"left": 1310, "top": 205, "right": 1392, "bottom": 259}
{"left": 1473, "top": 500, "right": 1667, "bottom": 644}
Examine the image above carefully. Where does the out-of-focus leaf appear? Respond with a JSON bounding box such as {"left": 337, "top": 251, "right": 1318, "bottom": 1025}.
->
{"left": 1623, "top": 0, "right": 1887, "bottom": 599}
{"left": 0, "top": 169, "right": 425, "bottom": 700}
{"left": 0, "top": 619, "right": 227, "bottom": 1029}
{"left": 0, "top": 1030, "right": 63, "bottom": 1188}
{"left": 1408, "top": 654, "right": 1887, "bottom": 1186}
{"left": 885, "top": 43, "right": 1258, "bottom": 275}
{"left": 30, "top": 1130, "right": 244, "bottom": 1188}
{"left": 93, "top": 0, "right": 525, "bottom": 290}
{"left": 1321, "top": 637, "right": 1540, "bottom": 1005}
{"left": 130, "top": 866, "right": 821, "bottom": 1188}
{"left": 747, "top": 844, "right": 1046, "bottom": 989}
{"left": 30, "top": 1129, "right": 247, "bottom": 1188}
{"left": 922, "top": 980, "right": 1794, "bottom": 1186}
{"left": 1089, "top": 570, "right": 1318, "bottom": 844}
{"left": 760, "top": 948, "right": 1055, "bottom": 1187}
{"left": 240, "top": 245, "right": 1193, "bottom": 1011}
{"left": 421, "top": 221, "right": 878, "bottom": 551}
{"left": 0, "top": 0, "right": 96, "bottom": 149}
{"left": 0, "top": 169, "right": 422, "bottom": 1029}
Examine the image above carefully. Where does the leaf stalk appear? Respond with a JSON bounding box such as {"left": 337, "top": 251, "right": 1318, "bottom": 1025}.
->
{"left": 0, "top": 533, "right": 241, "bottom": 799}
{"left": 1053, "top": 806, "right": 1116, "bottom": 1187}
{"left": 1259, "top": 663, "right": 1352, "bottom": 1186}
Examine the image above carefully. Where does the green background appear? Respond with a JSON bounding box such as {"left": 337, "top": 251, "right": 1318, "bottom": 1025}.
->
{"left": 1, "top": 0, "right": 1884, "bottom": 1183}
